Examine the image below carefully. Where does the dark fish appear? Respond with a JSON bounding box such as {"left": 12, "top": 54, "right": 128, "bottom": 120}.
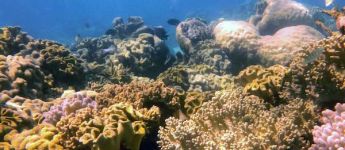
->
{"left": 84, "top": 22, "right": 91, "bottom": 29}
{"left": 167, "top": 18, "right": 181, "bottom": 26}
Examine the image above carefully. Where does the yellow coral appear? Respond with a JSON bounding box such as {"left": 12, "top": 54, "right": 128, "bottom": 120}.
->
{"left": 8, "top": 124, "right": 63, "bottom": 150}
{"left": 236, "top": 65, "right": 288, "bottom": 103}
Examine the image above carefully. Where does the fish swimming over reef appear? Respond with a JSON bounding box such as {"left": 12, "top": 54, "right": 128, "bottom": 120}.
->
{"left": 167, "top": 18, "right": 181, "bottom": 26}
{"left": 325, "top": 0, "right": 334, "bottom": 7}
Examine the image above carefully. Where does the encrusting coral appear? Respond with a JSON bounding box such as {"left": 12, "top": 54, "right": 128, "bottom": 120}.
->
{"left": 158, "top": 88, "right": 318, "bottom": 150}
{"left": 310, "top": 103, "right": 345, "bottom": 149}
{"left": 56, "top": 103, "right": 146, "bottom": 150}
{"left": 236, "top": 64, "right": 288, "bottom": 104}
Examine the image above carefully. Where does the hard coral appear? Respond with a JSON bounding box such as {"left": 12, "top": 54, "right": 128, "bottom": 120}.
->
{"left": 42, "top": 91, "right": 98, "bottom": 125}
{"left": 176, "top": 18, "right": 211, "bottom": 54}
{"left": 158, "top": 89, "right": 318, "bottom": 149}
{"left": 0, "top": 55, "right": 48, "bottom": 99}
{"left": 5, "top": 124, "right": 63, "bottom": 150}
{"left": 310, "top": 103, "right": 345, "bottom": 149}
{"left": 0, "top": 26, "right": 31, "bottom": 56}
{"left": 236, "top": 65, "right": 288, "bottom": 104}
{"left": 212, "top": 20, "right": 260, "bottom": 73}
{"left": 258, "top": 25, "right": 324, "bottom": 66}
{"left": 56, "top": 103, "right": 146, "bottom": 150}
{"left": 255, "top": 0, "right": 313, "bottom": 35}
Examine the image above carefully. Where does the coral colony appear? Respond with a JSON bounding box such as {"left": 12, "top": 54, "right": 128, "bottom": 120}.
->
{"left": 3, "top": 0, "right": 345, "bottom": 149}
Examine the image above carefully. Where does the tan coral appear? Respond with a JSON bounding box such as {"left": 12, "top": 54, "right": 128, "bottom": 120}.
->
{"left": 236, "top": 65, "right": 288, "bottom": 103}
{"left": 158, "top": 89, "right": 318, "bottom": 149}
{"left": 56, "top": 103, "right": 146, "bottom": 150}
{"left": 5, "top": 124, "right": 63, "bottom": 150}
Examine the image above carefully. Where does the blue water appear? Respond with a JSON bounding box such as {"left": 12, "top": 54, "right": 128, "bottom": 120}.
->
{"left": 0, "top": 0, "right": 338, "bottom": 45}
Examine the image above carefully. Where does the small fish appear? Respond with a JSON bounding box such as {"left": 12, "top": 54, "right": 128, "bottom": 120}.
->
{"left": 325, "top": 0, "right": 334, "bottom": 7}
{"left": 75, "top": 34, "right": 81, "bottom": 43}
{"left": 167, "top": 18, "right": 181, "bottom": 26}
{"left": 102, "top": 45, "right": 117, "bottom": 54}
{"left": 304, "top": 48, "right": 324, "bottom": 64}
{"left": 4, "top": 101, "right": 23, "bottom": 110}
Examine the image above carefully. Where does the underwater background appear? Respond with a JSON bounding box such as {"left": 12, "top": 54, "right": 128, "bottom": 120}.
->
{"left": 3, "top": 0, "right": 345, "bottom": 149}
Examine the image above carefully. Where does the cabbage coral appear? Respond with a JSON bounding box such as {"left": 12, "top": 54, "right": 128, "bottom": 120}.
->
{"left": 310, "top": 103, "right": 345, "bottom": 149}
{"left": 56, "top": 103, "right": 146, "bottom": 150}
{"left": 158, "top": 88, "right": 318, "bottom": 149}
{"left": 5, "top": 124, "right": 63, "bottom": 150}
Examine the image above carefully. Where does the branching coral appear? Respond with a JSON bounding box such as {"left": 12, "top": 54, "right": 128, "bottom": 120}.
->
{"left": 310, "top": 103, "right": 345, "bottom": 149}
{"left": 158, "top": 89, "right": 318, "bottom": 149}
{"left": 282, "top": 32, "right": 345, "bottom": 106}
{"left": 56, "top": 103, "right": 146, "bottom": 150}
{"left": 4, "top": 124, "right": 63, "bottom": 150}
{"left": 42, "top": 91, "right": 98, "bottom": 125}
{"left": 236, "top": 64, "right": 288, "bottom": 104}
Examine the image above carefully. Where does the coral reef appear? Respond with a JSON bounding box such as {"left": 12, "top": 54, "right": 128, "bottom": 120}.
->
{"left": 42, "top": 91, "right": 98, "bottom": 125}
{"left": 0, "top": 55, "right": 48, "bottom": 99}
{"left": 310, "top": 103, "right": 345, "bottom": 149}
{"left": 212, "top": 20, "right": 260, "bottom": 73}
{"left": 0, "top": 26, "right": 31, "bottom": 56}
{"left": 175, "top": 18, "right": 211, "bottom": 54}
{"left": 158, "top": 89, "right": 318, "bottom": 149}
{"left": 254, "top": 0, "right": 314, "bottom": 35}
{"left": 56, "top": 103, "right": 146, "bottom": 150}
{"left": 236, "top": 64, "right": 288, "bottom": 104}
{"left": 4, "top": 124, "right": 63, "bottom": 150}
{"left": 322, "top": 7, "right": 345, "bottom": 34}
{"left": 258, "top": 25, "right": 324, "bottom": 66}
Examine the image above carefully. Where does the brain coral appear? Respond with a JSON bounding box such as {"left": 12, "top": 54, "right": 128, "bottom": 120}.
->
{"left": 255, "top": 0, "right": 313, "bottom": 35}
{"left": 258, "top": 25, "right": 324, "bottom": 66}
{"left": 56, "top": 103, "right": 146, "bottom": 150}
{"left": 5, "top": 124, "right": 63, "bottom": 150}
{"left": 310, "top": 103, "right": 345, "bottom": 149}
{"left": 236, "top": 64, "right": 288, "bottom": 104}
{"left": 212, "top": 20, "right": 260, "bottom": 73}
{"left": 158, "top": 89, "right": 318, "bottom": 149}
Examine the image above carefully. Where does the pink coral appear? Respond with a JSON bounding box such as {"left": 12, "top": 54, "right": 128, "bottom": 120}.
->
{"left": 42, "top": 91, "right": 97, "bottom": 125}
{"left": 310, "top": 103, "right": 345, "bottom": 149}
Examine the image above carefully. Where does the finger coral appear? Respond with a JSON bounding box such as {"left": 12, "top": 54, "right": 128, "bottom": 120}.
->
{"left": 158, "top": 89, "right": 318, "bottom": 149}
{"left": 236, "top": 64, "right": 288, "bottom": 104}
{"left": 310, "top": 103, "right": 345, "bottom": 149}
{"left": 42, "top": 91, "right": 98, "bottom": 125}
{"left": 56, "top": 103, "right": 146, "bottom": 150}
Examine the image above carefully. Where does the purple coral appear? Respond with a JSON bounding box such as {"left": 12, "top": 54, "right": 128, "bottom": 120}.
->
{"left": 310, "top": 103, "right": 345, "bottom": 149}
{"left": 42, "top": 91, "right": 97, "bottom": 125}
